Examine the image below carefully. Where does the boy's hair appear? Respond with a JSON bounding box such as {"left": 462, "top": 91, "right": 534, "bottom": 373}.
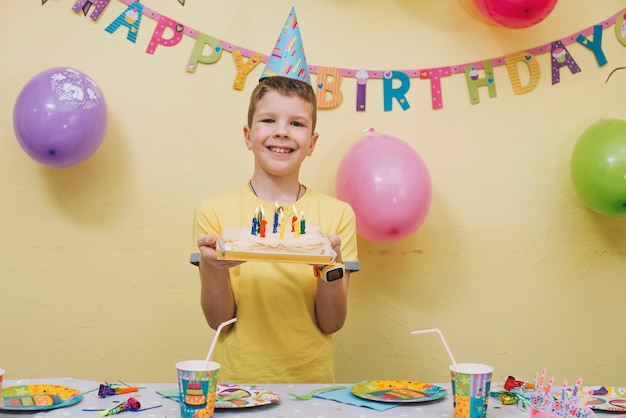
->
{"left": 247, "top": 76, "right": 317, "bottom": 133}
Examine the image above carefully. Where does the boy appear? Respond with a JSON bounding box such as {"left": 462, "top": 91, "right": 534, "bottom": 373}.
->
{"left": 191, "top": 6, "right": 358, "bottom": 385}
{"left": 192, "top": 73, "right": 359, "bottom": 382}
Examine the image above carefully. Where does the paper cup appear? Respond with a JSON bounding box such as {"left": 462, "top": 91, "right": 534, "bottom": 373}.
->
{"left": 176, "top": 360, "right": 220, "bottom": 418}
{"left": 0, "top": 368, "right": 4, "bottom": 408}
{"left": 450, "top": 363, "right": 494, "bottom": 418}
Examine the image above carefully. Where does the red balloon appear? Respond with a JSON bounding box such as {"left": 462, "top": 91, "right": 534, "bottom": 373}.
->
{"left": 472, "top": 0, "right": 558, "bottom": 29}
{"left": 335, "top": 131, "right": 432, "bottom": 243}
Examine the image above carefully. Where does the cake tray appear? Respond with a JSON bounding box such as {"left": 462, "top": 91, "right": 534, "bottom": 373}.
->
{"left": 216, "top": 239, "right": 335, "bottom": 264}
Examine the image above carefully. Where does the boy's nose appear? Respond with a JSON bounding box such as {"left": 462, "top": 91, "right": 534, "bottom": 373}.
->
{"left": 273, "top": 124, "right": 289, "bottom": 138}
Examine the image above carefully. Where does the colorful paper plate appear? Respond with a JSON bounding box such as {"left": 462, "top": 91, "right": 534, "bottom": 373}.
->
{"left": 215, "top": 384, "right": 280, "bottom": 409}
{"left": 350, "top": 380, "right": 447, "bottom": 403}
{"left": 1, "top": 384, "right": 83, "bottom": 411}
{"left": 582, "top": 386, "right": 626, "bottom": 412}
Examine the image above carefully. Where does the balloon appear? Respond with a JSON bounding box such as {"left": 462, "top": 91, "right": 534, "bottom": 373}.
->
{"left": 13, "top": 67, "right": 108, "bottom": 168}
{"left": 336, "top": 131, "right": 432, "bottom": 242}
{"left": 472, "top": 0, "right": 558, "bottom": 29}
{"left": 571, "top": 119, "right": 626, "bottom": 216}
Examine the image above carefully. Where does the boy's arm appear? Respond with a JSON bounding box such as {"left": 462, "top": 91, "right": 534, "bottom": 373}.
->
{"left": 314, "top": 234, "right": 349, "bottom": 334}
{"left": 197, "top": 234, "right": 240, "bottom": 331}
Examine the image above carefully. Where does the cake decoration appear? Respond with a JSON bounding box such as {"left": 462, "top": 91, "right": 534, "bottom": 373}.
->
{"left": 217, "top": 205, "right": 330, "bottom": 258}
{"left": 250, "top": 205, "right": 306, "bottom": 239}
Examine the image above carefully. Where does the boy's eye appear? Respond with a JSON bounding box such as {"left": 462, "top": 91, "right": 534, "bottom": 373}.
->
{"left": 261, "top": 118, "right": 275, "bottom": 123}
{"left": 291, "top": 121, "right": 305, "bottom": 127}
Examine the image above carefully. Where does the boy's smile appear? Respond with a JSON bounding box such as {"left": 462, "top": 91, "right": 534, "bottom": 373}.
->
{"left": 268, "top": 146, "right": 293, "bottom": 154}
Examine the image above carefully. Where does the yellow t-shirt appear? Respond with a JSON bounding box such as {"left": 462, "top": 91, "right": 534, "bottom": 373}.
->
{"left": 192, "top": 184, "right": 359, "bottom": 383}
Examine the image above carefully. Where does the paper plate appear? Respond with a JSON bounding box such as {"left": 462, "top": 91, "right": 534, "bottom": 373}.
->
{"left": 215, "top": 384, "right": 280, "bottom": 409}
{"left": 1, "top": 384, "right": 83, "bottom": 411}
{"left": 350, "top": 380, "right": 447, "bottom": 403}
{"left": 582, "top": 386, "right": 626, "bottom": 412}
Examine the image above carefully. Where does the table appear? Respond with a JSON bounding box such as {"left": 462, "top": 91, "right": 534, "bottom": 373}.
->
{"left": 0, "top": 378, "right": 611, "bottom": 418}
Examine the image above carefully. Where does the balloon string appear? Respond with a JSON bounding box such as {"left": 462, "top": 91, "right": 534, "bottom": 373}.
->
{"left": 605, "top": 67, "right": 626, "bottom": 83}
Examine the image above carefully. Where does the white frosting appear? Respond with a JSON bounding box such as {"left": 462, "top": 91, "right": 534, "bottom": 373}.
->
{"left": 221, "top": 224, "right": 327, "bottom": 255}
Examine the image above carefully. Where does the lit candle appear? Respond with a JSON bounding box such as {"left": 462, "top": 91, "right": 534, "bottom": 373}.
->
{"left": 572, "top": 377, "right": 582, "bottom": 397}
{"left": 300, "top": 210, "right": 306, "bottom": 234}
{"left": 272, "top": 202, "right": 279, "bottom": 233}
{"left": 251, "top": 206, "right": 259, "bottom": 235}
{"left": 294, "top": 207, "right": 300, "bottom": 238}
{"left": 546, "top": 376, "right": 554, "bottom": 394}
{"left": 291, "top": 205, "right": 297, "bottom": 233}
{"left": 260, "top": 219, "right": 267, "bottom": 237}
{"left": 279, "top": 210, "right": 285, "bottom": 239}
{"left": 257, "top": 206, "right": 263, "bottom": 235}
{"left": 559, "top": 380, "right": 568, "bottom": 415}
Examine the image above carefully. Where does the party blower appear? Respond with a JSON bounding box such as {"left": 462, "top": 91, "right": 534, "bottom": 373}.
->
{"left": 176, "top": 318, "right": 237, "bottom": 418}
{"left": 411, "top": 329, "right": 494, "bottom": 418}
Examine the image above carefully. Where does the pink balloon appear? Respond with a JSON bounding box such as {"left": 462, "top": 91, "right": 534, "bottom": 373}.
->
{"left": 336, "top": 131, "right": 432, "bottom": 243}
{"left": 13, "top": 67, "right": 108, "bottom": 168}
{"left": 472, "top": 0, "right": 558, "bottom": 29}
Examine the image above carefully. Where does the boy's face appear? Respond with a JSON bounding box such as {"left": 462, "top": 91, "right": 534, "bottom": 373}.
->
{"left": 244, "top": 90, "right": 318, "bottom": 178}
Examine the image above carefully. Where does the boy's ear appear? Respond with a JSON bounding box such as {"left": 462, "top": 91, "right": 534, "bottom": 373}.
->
{"left": 243, "top": 125, "right": 252, "bottom": 150}
{"left": 307, "top": 132, "right": 319, "bottom": 156}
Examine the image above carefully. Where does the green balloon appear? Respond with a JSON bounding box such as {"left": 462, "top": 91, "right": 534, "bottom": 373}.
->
{"left": 571, "top": 119, "right": 626, "bottom": 216}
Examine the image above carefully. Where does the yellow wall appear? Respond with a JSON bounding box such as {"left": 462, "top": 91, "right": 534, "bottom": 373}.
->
{"left": 1, "top": 1, "right": 625, "bottom": 385}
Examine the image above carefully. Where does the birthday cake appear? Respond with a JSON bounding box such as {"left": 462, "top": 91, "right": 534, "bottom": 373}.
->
{"left": 220, "top": 223, "right": 328, "bottom": 255}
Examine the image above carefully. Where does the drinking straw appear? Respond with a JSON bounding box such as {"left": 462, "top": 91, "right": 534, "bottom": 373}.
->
{"left": 204, "top": 317, "right": 237, "bottom": 368}
{"left": 410, "top": 328, "right": 457, "bottom": 369}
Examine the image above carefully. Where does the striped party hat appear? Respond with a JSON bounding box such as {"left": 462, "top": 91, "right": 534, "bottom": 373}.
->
{"left": 260, "top": 7, "right": 311, "bottom": 85}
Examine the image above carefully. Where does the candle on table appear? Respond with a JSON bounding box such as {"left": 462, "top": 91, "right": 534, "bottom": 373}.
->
{"left": 260, "top": 219, "right": 267, "bottom": 237}
{"left": 558, "top": 380, "right": 568, "bottom": 415}
{"left": 300, "top": 210, "right": 306, "bottom": 234}
{"left": 572, "top": 377, "right": 582, "bottom": 397}
{"left": 279, "top": 210, "right": 285, "bottom": 239}
{"left": 273, "top": 202, "right": 279, "bottom": 233}
{"left": 547, "top": 376, "right": 554, "bottom": 394}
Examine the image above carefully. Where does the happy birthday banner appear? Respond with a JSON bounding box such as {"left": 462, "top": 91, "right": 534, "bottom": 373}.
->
{"left": 70, "top": 1, "right": 626, "bottom": 111}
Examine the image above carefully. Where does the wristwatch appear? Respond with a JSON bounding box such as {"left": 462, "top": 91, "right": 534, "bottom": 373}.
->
{"left": 313, "top": 263, "right": 345, "bottom": 282}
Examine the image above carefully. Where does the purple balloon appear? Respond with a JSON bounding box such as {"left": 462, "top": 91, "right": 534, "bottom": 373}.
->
{"left": 13, "top": 67, "right": 108, "bottom": 168}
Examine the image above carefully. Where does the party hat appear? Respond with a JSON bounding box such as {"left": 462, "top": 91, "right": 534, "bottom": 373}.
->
{"left": 260, "top": 7, "right": 311, "bottom": 85}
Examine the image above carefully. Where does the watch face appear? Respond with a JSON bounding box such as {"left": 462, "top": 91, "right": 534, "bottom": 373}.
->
{"left": 326, "top": 266, "right": 344, "bottom": 282}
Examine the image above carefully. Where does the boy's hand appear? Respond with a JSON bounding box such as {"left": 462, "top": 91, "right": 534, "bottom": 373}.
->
{"left": 327, "top": 234, "right": 343, "bottom": 264}
{"left": 197, "top": 235, "right": 244, "bottom": 270}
